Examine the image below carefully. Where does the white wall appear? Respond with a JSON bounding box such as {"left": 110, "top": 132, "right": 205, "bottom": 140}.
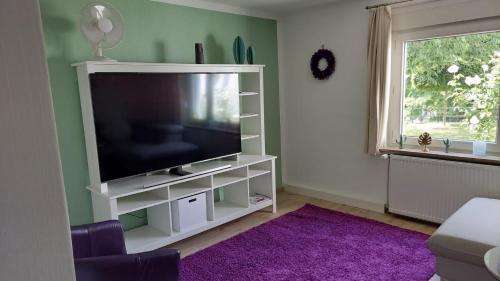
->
{"left": 278, "top": 0, "right": 500, "bottom": 211}
{"left": 0, "top": 1, "right": 75, "bottom": 280}
{"left": 278, "top": 0, "right": 388, "bottom": 211}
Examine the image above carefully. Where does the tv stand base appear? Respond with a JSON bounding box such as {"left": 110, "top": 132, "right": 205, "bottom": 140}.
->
{"left": 87, "top": 154, "right": 277, "bottom": 253}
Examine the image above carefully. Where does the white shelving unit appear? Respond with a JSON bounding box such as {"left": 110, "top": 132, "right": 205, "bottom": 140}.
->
{"left": 248, "top": 169, "right": 270, "bottom": 179}
{"left": 116, "top": 193, "right": 168, "bottom": 215}
{"left": 73, "top": 61, "right": 276, "bottom": 253}
{"left": 169, "top": 178, "right": 211, "bottom": 200}
{"left": 89, "top": 154, "right": 276, "bottom": 253}
{"left": 213, "top": 167, "right": 247, "bottom": 188}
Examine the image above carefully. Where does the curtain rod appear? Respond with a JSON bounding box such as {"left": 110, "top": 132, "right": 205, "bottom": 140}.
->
{"left": 365, "top": 0, "right": 414, "bottom": 10}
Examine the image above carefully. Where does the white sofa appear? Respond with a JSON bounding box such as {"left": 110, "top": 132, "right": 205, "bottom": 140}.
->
{"left": 427, "top": 198, "right": 500, "bottom": 281}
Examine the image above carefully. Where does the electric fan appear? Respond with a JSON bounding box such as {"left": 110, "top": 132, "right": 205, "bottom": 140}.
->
{"left": 79, "top": 2, "right": 124, "bottom": 61}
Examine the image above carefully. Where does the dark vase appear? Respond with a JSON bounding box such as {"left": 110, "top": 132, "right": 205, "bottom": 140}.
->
{"left": 195, "top": 43, "right": 204, "bottom": 64}
{"left": 247, "top": 46, "right": 255, "bottom": 64}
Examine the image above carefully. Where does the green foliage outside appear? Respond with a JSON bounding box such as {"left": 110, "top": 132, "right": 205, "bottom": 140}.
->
{"left": 403, "top": 32, "right": 500, "bottom": 142}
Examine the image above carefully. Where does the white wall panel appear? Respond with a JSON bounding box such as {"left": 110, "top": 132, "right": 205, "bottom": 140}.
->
{"left": 0, "top": 1, "right": 75, "bottom": 280}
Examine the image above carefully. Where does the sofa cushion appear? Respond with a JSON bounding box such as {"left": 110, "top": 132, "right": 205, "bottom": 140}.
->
{"left": 427, "top": 197, "right": 500, "bottom": 266}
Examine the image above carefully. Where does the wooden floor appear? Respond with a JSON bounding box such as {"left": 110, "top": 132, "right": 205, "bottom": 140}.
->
{"left": 170, "top": 190, "right": 438, "bottom": 258}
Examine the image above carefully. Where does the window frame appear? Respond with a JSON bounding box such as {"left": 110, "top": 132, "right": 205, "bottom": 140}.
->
{"left": 389, "top": 18, "right": 500, "bottom": 153}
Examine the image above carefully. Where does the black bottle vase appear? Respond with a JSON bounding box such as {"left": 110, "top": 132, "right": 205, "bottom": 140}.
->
{"left": 195, "top": 43, "right": 204, "bottom": 64}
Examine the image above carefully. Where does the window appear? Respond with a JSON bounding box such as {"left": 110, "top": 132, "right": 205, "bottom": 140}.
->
{"left": 402, "top": 32, "right": 500, "bottom": 143}
{"left": 390, "top": 21, "right": 500, "bottom": 152}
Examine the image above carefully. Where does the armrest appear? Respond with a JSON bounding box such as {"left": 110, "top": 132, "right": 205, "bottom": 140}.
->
{"left": 71, "top": 220, "right": 127, "bottom": 258}
{"left": 75, "top": 249, "right": 180, "bottom": 281}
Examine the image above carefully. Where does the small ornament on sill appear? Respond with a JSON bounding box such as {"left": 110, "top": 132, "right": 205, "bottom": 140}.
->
{"left": 473, "top": 141, "right": 487, "bottom": 156}
{"left": 418, "top": 132, "right": 432, "bottom": 152}
{"left": 396, "top": 134, "right": 407, "bottom": 149}
{"left": 443, "top": 138, "right": 451, "bottom": 153}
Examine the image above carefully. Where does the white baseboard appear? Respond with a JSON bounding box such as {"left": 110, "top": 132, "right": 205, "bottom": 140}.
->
{"left": 284, "top": 184, "right": 386, "bottom": 213}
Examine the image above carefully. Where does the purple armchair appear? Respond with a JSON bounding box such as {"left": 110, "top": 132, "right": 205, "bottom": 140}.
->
{"left": 71, "top": 220, "right": 180, "bottom": 281}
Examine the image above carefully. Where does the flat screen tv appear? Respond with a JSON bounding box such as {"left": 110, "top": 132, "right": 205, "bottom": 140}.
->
{"left": 89, "top": 72, "right": 241, "bottom": 182}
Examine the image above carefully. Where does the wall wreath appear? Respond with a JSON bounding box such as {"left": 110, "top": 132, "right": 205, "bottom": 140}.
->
{"left": 310, "top": 48, "right": 336, "bottom": 80}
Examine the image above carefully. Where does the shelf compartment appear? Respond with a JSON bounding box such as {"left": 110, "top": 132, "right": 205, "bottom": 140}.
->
{"left": 213, "top": 180, "right": 249, "bottom": 220}
{"left": 117, "top": 191, "right": 169, "bottom": 215}
{"left": 249, "top": 196, "right": 272, "bottom": 207}
{"left": 213, "top": 175, "right": 246, "bottom": 188}
{"left": 239, "top": 71, "right": 261, "bottom": 94}
{"left": 122, "top": 202, "right": 172, "bottom": 253}
{"left": 124, "top": 225, "right": 169, "bottom": 253}
{"left": 248, "top": 161, "right": 272, "bottom": 179}
{"left": 248, "top": 169, "right": 270, "bottom": 179}
{"left": 171, "top": 192, "right": 208, "bottom": 232}
{"left": 249, "top": 170, "right": 273, "bottom": 204}
{"left": 240, "top": 114, "right": 261, "bottom": 142}
{"left": 241, "top": 139, "right": 262, "bottom": 155}
{"left": 213, "top": 167, "right": 247, "bottom": 188}
{"left": 214, "top": 201, "right": 248, "bottom": 220}
{"left": 170, "top": 182, "right": 211, "bottom": 201}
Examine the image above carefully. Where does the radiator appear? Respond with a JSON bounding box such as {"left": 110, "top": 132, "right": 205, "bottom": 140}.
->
{"left": 388, "top": 155, "right": 500, "bottom": 223}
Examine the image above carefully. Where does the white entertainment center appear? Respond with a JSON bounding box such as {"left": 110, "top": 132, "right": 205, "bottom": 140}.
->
{"left": 73, "top": 61, "right": 277, "bottom": 253}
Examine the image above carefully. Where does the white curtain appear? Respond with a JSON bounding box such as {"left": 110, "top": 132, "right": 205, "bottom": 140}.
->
{"left": 367, "top": 6, "right": 392, "bottom": 155}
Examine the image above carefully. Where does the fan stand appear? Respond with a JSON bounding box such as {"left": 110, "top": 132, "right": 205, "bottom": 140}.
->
{"left": 92, "top": 44, "right": 117, "bottom": 62}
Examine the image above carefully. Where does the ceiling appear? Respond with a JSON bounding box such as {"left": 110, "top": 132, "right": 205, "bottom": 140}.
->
{"left": 198, "top": 0, "right": 345, "bottom": 13}
{"left": 154, "top": 0, "right": 347, "bottom": 18}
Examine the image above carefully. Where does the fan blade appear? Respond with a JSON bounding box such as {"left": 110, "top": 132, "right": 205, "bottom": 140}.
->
{"left": 79, "top": 1, "right": 124, "bottom": 49}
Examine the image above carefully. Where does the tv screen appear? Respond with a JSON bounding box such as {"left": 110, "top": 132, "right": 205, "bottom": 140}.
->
{"left": 89, "top": 72, "right": 241, "bottom": 182}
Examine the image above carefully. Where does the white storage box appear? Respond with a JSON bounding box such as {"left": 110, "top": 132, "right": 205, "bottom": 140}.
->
{"left": 171, "top": 192, "right": 207, "bottom": 232}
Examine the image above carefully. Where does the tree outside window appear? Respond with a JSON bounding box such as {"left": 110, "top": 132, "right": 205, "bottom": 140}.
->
{"left": 403, "top": 32, "right": 500, "bottom": 142}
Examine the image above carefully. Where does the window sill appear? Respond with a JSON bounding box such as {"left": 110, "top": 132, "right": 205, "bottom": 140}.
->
{"left": 380, "top": 147, "right": 500, "bottom": 166}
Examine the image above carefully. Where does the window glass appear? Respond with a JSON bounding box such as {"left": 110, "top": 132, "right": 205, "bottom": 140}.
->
{"left": 403, "top": 32, "right": 500, "bottom": 142}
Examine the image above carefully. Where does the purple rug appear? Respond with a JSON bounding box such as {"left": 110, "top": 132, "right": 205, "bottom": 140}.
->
{"left": 181, "top": 204, "right": 435, "bottom": 281}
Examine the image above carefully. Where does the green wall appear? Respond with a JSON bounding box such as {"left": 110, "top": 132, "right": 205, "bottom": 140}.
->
{"left": 39, "top": 0, "right": 281, "bottom": 225}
